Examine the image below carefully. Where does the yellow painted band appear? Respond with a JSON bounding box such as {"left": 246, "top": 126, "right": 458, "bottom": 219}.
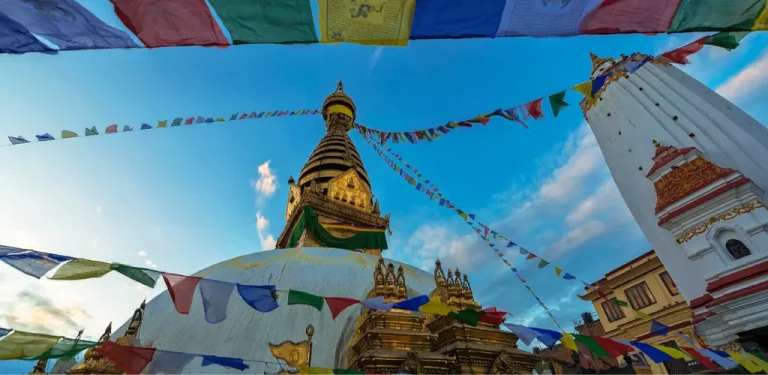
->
{"left": 327, "top": 104, "right": 353, "bottom": 118}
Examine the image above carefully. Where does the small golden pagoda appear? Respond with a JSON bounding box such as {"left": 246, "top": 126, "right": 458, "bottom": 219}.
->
{"left": 67, "top": 300, "right": 147, "bottom": 374}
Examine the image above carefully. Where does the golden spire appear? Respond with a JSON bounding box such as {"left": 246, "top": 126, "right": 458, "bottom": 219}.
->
{"left": 589, "top": 51, "right": 616, "bottom": 77}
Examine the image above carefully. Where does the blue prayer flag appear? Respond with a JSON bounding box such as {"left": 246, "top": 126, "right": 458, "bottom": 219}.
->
{"left": 8, "top": 136, "right": 29, "bottom": 145}
{"left": 411, "top": 0, "right": 506, "bottom": 39}
{"left": 531, "top": 328, "right": 562, "bottom": 348}
{"left": 0, "top": 251, "right": 73, "bottom": 279}
{"left": 0, "top": 245, "right": 24, "bottom": 256}
{"left": 199, "top": 279, "right": 235, "bottom": 324}
{"left": 123, "top": 125, "right": 133, "bottom": 132}
{"left": 511, "top": 267, "right": 518, "bottom": 272}
{"left": 36, "top": 133, "right": 54, "bottom": 141}
{"left": 1, "top": 0, "right": 137, "bottom": 51}
{"left": 0, "top": 328, "right": 10, "bottom": 338}
{"left": 236, "top": 284, "right": 278, "bottom": 313}
{"left": 591, "top": 74, "right": 610, "bottom": 96}
{"left": 360, "top": 296, "right": 394, "bottom": 311}
{"left": 146, "top": 351, "right": 195, "bottom": 374}
{"left": 650, "top": 320, "right": 669, "bottom": 336}
{"left": 0, "top": 13, "right": 54, "bottom": 54}
{"left": 393, "top": 295, "right": 429, "bottom": 312}
{"left": 140, "top": 124, "right": 152, "bottom": 130}
{"left": 630, "top": 341, "right": 674, "bottom": 363}
{"left": 507, "top": 241, "right": 517, "bottom": 248}
{"left": 563, "top": 273, "right": 576, "bottom": 280}
{"left": 201, "top": 355, "right": 249, "bottom": 371}
{"left": 496, "top": 0, "right": 602, "bottom": 37}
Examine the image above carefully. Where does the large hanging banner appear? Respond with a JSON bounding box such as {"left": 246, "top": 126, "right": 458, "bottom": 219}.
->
{"left": 356, "top": 31, "right": 748, "bottom": 145}
{"left": 1, "top": 0, "right": 766, "bottom": 54}
{"left": 4, "top": 109, "right": 321, "bottom": 147}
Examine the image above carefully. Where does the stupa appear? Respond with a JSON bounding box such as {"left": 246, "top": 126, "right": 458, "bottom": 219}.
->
{"left": 583, "top": 52, "right": 768, "bottom": 350}
{"left": 53, "top": 82, "right": 538, "bottom": 374}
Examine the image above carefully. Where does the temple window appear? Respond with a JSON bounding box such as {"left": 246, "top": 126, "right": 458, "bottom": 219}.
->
{"left": 726, "top": 239, "right": 752, "bottom": 260}
{"left": 602, "top": 298, "right": 626, "bottom": 322}
{"left": 625, "top": 281, "right": 656, "bottom": 310}
{"left": 659, "top": 272, "right": 679, "bottom": 296}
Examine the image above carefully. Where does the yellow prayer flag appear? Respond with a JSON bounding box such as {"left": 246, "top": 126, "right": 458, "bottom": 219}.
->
{"left": 61, "top": 130, "right": 78, "bottom": 139}
{"left": 651, "top": 344, "right": 686, "bottom": 360}
{"left": 0, "top": 331, "right": 61, "bottom": 360}
{"left": 745, "top": 353, "right": 768, "bottom": 373}
{"left": 49, "top": 259, "right": 113, "bottom": 280}
{"left": 560, "top": 333, "right": 578, "bottom": 352}
{"left": 728, "top": 351, "right": 762, "bottom": 373}
{"left": 754, "top": 4, "right": 768, "bottom": 30}
{"left": 157, "top": 120, "right": 168, "bottom": 128}
{"left": 572, "top": 81, "right": 595, "bottom": 104}
{"left": 633, "top": 309, "right": 652, "bottom": 320}
{"left": 318, "top": 0, "right": 416, "bottom": 46}
{"left": 419, "top": 296, "right": 453, "bottom": 316}
{"left": 554, "top": 267, "right": 563, "bottom": 277}
{"left": 298, "top": 366, "right": 331, "bottom": 374}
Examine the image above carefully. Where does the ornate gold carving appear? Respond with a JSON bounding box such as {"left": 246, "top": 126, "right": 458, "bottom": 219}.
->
{"left": 653, "top": 157, "right": 736, "bottom": 213}
{"left": 490, "top": 351, "right": 516, "bottom": 374}
{"left": 372, "top": 257, "right": 407, "bottom": 302}
{"left": 396, "top": 352, "right": 423, "bottom": 374}
{"left": 328, "top": 169, "right": 372, "bottom": 213}
{"left": 269, "top": 324, "right": 314, "bottom": 369}
{"left": 285, "top": 183, "right": 301, "bottom": 222}
{"left": 676, "top": 200, "right": 766, "bottom": 243}
{"left": 431, "top": 260, "right": 480, "bottom": 311}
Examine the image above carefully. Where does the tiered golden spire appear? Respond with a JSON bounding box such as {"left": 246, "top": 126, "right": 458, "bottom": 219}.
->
{"left": 373, "top": 257, "right": 408, "bottom": 302}
{"left": 432, "top": 259, "right": 479, "bottom": 310}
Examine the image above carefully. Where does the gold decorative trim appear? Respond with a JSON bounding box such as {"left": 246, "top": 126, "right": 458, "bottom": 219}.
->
{"left": 676, "top": 200, "right": 766, "bottom": 243}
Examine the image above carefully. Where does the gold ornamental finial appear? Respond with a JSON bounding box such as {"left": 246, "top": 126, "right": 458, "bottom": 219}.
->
{"left": 589, "top": 51, "right": 601, "bottom": 68}
{"left": 336, "top": 80, "right": 344, "bottom": 93}
{"left": 653, "top": 139, "right": 660, "bottom": 148}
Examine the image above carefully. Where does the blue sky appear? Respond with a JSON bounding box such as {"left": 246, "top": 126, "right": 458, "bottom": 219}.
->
{"left": 1, "top": 1, "right": 768, "bottom": 372}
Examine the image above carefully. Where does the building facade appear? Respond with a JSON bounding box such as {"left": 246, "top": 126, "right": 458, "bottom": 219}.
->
{"left": 583, "top": 51, "right": 768, "bottom": 349}
{"left": 580, "top": 250, "right": 705, "bottom": 374}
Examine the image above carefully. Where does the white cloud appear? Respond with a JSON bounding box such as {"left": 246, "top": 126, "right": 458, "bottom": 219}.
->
{"left": 256, "top": 211, "right": 276, "bottom": 251}
{"left": 716, "top": 51, "right": 768, "bottom": 102}
{"left": 538, "top": 126, "right": 603, "bottom": 202}
{"left": 137, "top": 250, "right": 147, "bottom": 257}
{"left": 252, "top": 160, "right": 277, "bottom": 198}
{"left": 401, "top": 224, "right": 482, "bottom": 272}
{"left": 566, "top": 179, "right": 621, "bottom": 226}
{"left": 96, "top": 206, "right": 102, "bottom": 214}
{"left": 547, "top": 220, "right": 607, "bottom": 259}
{"left": 369, "top": 47, "right": 384, "bottom": 73}
{"left": 144, "top": 259, "right": 157, "bottom": 269}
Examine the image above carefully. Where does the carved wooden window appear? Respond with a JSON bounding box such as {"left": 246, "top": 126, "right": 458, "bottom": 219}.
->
{"left": 625, "top": 282, "right": 656, "bottom": 310}
{"left": 659, "top": 272, "right": 679, "bottom": 296}
{"left": 602, "top": 298, "right": 625, "bottom": 322}
{"left": 725, "top": 239, "right": 752, "bottom": 260}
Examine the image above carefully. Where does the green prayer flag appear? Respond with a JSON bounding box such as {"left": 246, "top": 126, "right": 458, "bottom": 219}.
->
{"left": 457, "top": 210, "right": 469, "bottom": 221}
{"left": 669, "top": 0, "right": 764, "bottom": 32}
{"left": 49, "top": 259, "right": 113, "bottom": 280}
{"left": 538, "top": 259, "right": 549, "bottom": 269}
{"left": 207, "top": 0, "right": 318, "bottom": 44}
{"left": 333, "top": 369, "right": 365, "bottom": 375}
{"left": 703, "top": 31, "right": 750, "bottom": 51}
{"left": 31, "top": 338, "right": 98, "bottom": 360}
{"left": 612, "top": 299, "right": 629, "bottom": 307}
{"left": 448, "top": 308, "right": 485, "bottom": 326}
{"left": 573, "top": 334, "right": 611, "bottom": 358}
{"left": 0, "top": 331, "right": 61, "bottom": 360}
{"left": 288, "top": 290, "right": 325, "bottom": 311}
{"left": 84, "top": 127, "right": 98, "bottom": 136}
{"left": 111, "top": 264, "right": 161, "bottom": 288}
{"left": 548, "top": 91, "right": 569, "bottom": 117}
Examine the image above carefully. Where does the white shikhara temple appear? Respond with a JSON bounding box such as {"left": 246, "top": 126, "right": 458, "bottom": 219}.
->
{"left": 584, "top": 52, "right": 768, "bottom": 349}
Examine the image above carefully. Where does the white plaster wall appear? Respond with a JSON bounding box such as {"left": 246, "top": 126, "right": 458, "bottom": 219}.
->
{"left": 586, "top": 61, "right": 768, "bottom": 303}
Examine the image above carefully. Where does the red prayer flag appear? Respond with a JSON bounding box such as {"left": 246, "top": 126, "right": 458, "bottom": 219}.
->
{"left": 479, "top": 307, "right": 507, "bottom": 325}
{"left": 110, "top": 0, "right": 228, "bottom": 48}
{"left": 324, "top": 297, "right": 360, "bottom": 320}
{"left": 105, "top": 124, "right": 118, "bottom": 134}
{"left": 525, "top": 253, "right": 536, "bottom": 260}
{"left": 95, "top": 341, "right": 155, "bottom": 374}
{"left": 661, "top": 39, "right": 706, "bottom": 64}
{"left": 681, "top": 347, "right": 719, "bottom": 370}
{"left": 524, "top": 99, "right": 545, "bottom": 120}
{"left": 579, "top": 0, "right": 681, "bottom": 34}
{"left": 162, "top": 273, "right": 202, "bottom": 314}
{"left": 592, "top": 336, "right": 633, "bottom": 357}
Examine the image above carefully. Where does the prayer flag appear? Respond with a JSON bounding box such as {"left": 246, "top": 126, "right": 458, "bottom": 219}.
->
{"left": 300, "top": 366, "right": 330, "bottom": 374}
{"left": 526, "top": 253, "right": 536, "bottom": 260}
{"left": 530, "top": 328, "right": 562, "bottom": 348}
{"left": 0, "top": 13, "right": 55, "bottom": 54}
{"left": 549, "top": 91, "right": 569, "bottom": 117}
{"left": 195, "top": 116, "right": 205, "bottom": 124}
{"left": 1, "top": 251, "right": 73, "bottom": 279}
{"left": 448, "top": 308, "right": 484, "bottom": 326}
{"left": 418, "top": 296, "right": 453, "bottom": 316}
{"left": 96, "top": 341, "right": 156, "bottom": 374}
{"left": 236, "top": 284, "right": 279, "bottom": 313}
{"left": 651, "top": 344, "right": 687, "bottom": 360}
{"left": 479, "top": 307, "right": 507, "bottom": 325}
{"left": 184, "top": 117, "right": 194, "bottom": 125}
{"left": 49, "top": 259, "right": 113, "bottom": 280}
{"left": 1, "top": 0, "right": 137, "bottom": 50}
{"left": 650, "top": 320, "right": 669, "bottom": 336}
{"left": 360, "top": 296, "right": 394, "bottom": 311}
{"left": 702, "top": 31, "right": 750, "bottom": 50}
{"left": 457, "top": 210, "right": 469, "bottom": 221}
{"left": 560, "top": 333, "right": 579, "bottom": 351}
{"left": 162, "top": 273, "right": 202, "bottom": 315}
{"left": 661, "top": 38, "right": 705, "bottom": 64}
{"left": 288, "top": 290, "right": 325, "bottom": 311}
{"left": 35, "top": 133, "right": 54, "bottom": 141}
{"left": 524, "top": 99, "right": 545, "bottom": 119}
{"left": 572, "top": 81, "right": 594, "bottom": 103}
{"left": 612, "top": 299, "right": 628, "bottom": 307}
{"left": 141, "top": 124, "right": 152, "bottom": 130}
{"left": 0, "top": 328, "right": 9, "bottom": 338}
{"left": 112, "top": 264, "right": 160, "bottom": 288}
{"left": 591, "top": 74, "right": 610, "bottom": 96}
{"left": 681, "top": 347, "right": 719, "bottom": 371}
{"left": 146, "top": 351, "right": 196, "bottom": 374}
{"left": 318, "top": 0, "right": 417, "bottom": 46}
{"left": 105, "top": 124, "right": 118, "bottom": 134}
{"left": 201, "top": 355, "right": 249, "bottom": 371}
{"left": 756, "top": 3, "right": 768, "bottom": 29}
{"left": 123, "top": 125, "right": 133, "bottom": 132}
{"left": 324, "top": 297, "right": 360, "bottom": 319}
{"left": 394, "top": 295, "right": 430, "bottom": 311}
{"left": 333, "top": 369, "right": 365, "bottom": 375}
{"left": 592, "top": 336, "right": 633, "bottom": 357}
{"left": 497, "top": 0, "right": 602, "bottom": 37}
{"left": 624, "top": 57, "right": 649, "bottom": 73}
{"left": 580, "top": 0, "right": 681, "bottom": 34}
{"left": 199, "top": 279, "right": 235, "bottom": 323}
{"left": 157, "top": 120, "right": 167, "bottom": 128}
{"left": 555, "top": 267, "right": 563, "bottom": 277}
{"left": 111, "top": 0, "right": 228, "bottom": 48}
{"left": 411, "top": 0, "right": 505, "bottom": 39}
{"left": 634, "top": 309, "right": 652, "bottom": 320}
{"left": 503, "top": 324, "right": 539, "bottom": 345}
{"left": 8, "top": 136, "right": 29, "bottom": 145}
{"left": 0, "top": 331, "right": 61, "bottom": 359}
{"left": 503, "top": 107, "right": 528, "bottom": 129}
{"left": 538, "top": 259, "right": 549, "bottom": 269}
{"left": 171, "top": 118, "right": 182, "bottom": 126}
{"left": 61, "top": 130, "right": 78, "bottom": 138}
{"left": 745, "top": 353, "right": 768, "bottom": 373}
{"left": 519, "top": 247, "right": 528, "bottom": 255}
{"left": 85, "top": 126, "right": 98, "bottom": 136}
{"left": 573, "top": 334, "right": 610, "bottom": 357}
{"left": 507, "top": 241, "right": 517, "bottom": 248}
{"left": 563, "top": 273, "right": 576, "bottom": 280}
{"left": 31, "top": 337, "right": 98, "bottom": 360}
{"left": 727, "top": 351, "right": 762, "bottom": 373}
{"left": 670, "top": 0, "right": 765, "bottom": 32}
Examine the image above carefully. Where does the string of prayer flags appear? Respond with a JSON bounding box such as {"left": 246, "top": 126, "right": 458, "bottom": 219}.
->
{"left": 0, "top": 248, "right": 73, "bottom": 279}
{"left": 5, "top": 108, "right": 321, "bottom": 147}
{"left": 288, "top": 290, "right": 326, "bottom": 311}
{"left": 0, "top": 331, "right": 63, "bottom": 360}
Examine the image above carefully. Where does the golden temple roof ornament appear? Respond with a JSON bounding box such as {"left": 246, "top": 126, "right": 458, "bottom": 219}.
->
{"left": 589, "top": 51, "right": 616, "bottom": 77}
{"left": 269, "top": 324, "right": 314, "bottom": 373}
